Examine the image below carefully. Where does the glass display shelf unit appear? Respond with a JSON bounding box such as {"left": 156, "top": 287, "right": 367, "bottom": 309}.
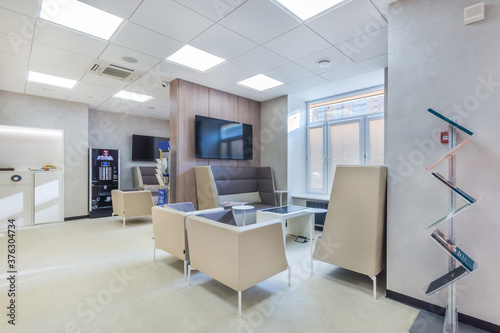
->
{"left": 425, "top": 135, "right": 476, "bottom": 171}
{"left": 423, "top": 202, "right": 473, "bottom": 231}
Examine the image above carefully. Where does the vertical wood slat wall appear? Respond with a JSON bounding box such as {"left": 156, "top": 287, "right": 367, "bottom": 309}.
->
{"left": 170, "top": 79, "right": 261, "bottom": 207}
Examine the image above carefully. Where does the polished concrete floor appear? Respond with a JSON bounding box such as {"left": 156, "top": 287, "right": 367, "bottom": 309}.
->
{"left": 0, "top": 216, "right": 419, "bottom": 333}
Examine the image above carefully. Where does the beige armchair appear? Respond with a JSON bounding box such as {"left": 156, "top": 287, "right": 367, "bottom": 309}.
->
{"left": 312, "top": 165, "right": 387, "bottom": 299}
{"left": 186, "top": 215, "right": 290, "bottom": 316}
{"left": 151, "top": 203, "right": 225, "bottom": 280}
{"left": 111, "top": 190, "right": 154, "bottom": 227}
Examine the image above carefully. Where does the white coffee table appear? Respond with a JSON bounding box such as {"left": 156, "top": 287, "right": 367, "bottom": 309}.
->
{"left": 231, "top": 205, "right": 254, "bottom": 226}
{"left": 256, "top": 206, "right": 311, "bottom": 249}
{"left": 304, "top": 207, "right": 327, "bottom": 275}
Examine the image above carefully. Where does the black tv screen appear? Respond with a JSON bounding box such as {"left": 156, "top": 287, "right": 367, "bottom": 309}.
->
{"left": 132, "top": 134, "right": 169, "bottom": 161}
{"left": 195, "top": 115, "right": 253, "bottom": 160}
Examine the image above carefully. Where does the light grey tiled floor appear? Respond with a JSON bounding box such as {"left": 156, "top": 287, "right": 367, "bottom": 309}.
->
{"left": 0, "top": 217, "right": 418, "bottom": 333}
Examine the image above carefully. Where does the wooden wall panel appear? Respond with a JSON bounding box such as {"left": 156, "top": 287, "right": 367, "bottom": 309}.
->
{"left": 238, "top": 97, "right": 261, "bottom": 167}
{"left": 175, "top": 80, "right": 209, "bottom": 205}
{"left": 208, "top": 89, "right": 239, "bottom": 167}
{"left": 170, "top": 80, "right": 261, "bottom": 206}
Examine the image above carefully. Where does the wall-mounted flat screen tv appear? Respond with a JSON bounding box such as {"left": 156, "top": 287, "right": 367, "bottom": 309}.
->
{"left": 195, "top": 115, "right": 253, "bottom": 160}
{"left": 132, "top": 134, "right": 169, "bottom": 162}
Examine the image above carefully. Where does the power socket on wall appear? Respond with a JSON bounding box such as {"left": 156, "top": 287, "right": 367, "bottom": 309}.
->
{"left": 464, "top": 2, "right": 485, "bottom": 25}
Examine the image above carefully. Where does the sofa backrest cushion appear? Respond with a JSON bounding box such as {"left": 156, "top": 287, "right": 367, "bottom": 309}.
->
{"left": 210, "top": 166, "right": 276, "bottom": 206}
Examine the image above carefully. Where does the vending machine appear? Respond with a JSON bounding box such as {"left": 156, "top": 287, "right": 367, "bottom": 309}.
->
{"left": 89, "top": 148, "right": 119, "bottom": 218}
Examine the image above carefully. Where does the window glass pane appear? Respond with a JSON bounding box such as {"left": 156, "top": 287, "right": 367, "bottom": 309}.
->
{"left": 369, "top": 118, "right": 384, "bottom": 164}
{"left": 309, "top": 127, "right": 324, "bottom": 191}
{"left": 329, "top": 122, "right": 360, "bottom": 189}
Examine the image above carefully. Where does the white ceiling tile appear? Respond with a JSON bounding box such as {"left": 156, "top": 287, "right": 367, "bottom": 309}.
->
{"left": 370, "top": 0, "right": 397, "bottom": 21}
{"left": 0, "top": 79, "right": 25, "bottom": 93}
{"left": 190, "top": 24, "right": 257, "bottom": 60}
{"left": 221, "top": 84, "right": 260, "bottom": 100}
{"left": 218, "top": 0, "right": 301, "bottom": 44}
{"left": 337, "top": 26, "right": 388, "bottom": 63}
{"left": 29, "top": 43, "right": 93, "bottom": 80}
{"left": 125, "top": 73, "right": 171, "bottom": 97}
{"left": 0, "top": 65, "right": 27, "bottom": 81}
{"left": 0, "top": 0, "right": 40, "bottom": 17}
{"left": 264, "top": 63, "right": 314, "bottom": 84}
{"left": 294, "top": 46, "right": 353, "bottom": 74}
{"left": 287, "top": 75, "right": 330, "bottom": 90}
{"left": 97, "top": 97, "right": 142, "bottom": 113}
{"left": 320, "top": 62, "right": 367, "bottom": 82}
{"left": 232, "top": 47, "right": 289, "bottom": 73}
{"left": 174, "top": 0, "right": 247, "bottom": 22}
{"left": 0, "top": 7, "right": 36, "bottom": 41}
{"left": 358, "top": 54, "right": 388, "bottom": 71}
{"left": 25, "top": 81, "right": 72, "bottom": 100}
{"left": 0, "top": 51, "right": 29, "bottom": 70}
{"left": 0, "top": 32, "right": 31, "bottom": 57}
{"left": 80, "top": 73, "right": 131, "bottom": 90}
{"left": 153, "top": 61, "right": 201, "bottom": 82}
{"left": 189, "top": 74, "right": 232, "bottom": 91}
{"left": 112, "top": 22, "right": 183, "bottom": 60}
{"left": 127, "top": 107, "right": 164, "bottom": 118}
{"left": 306, "top": 0, "right": 387, "bottom": 45}
{"left": 147, "top": 96, "right": 170, "bottom": 108}
{"left": 99, "top": 44, "right": 162, "bottom": 72}
{"left": 34, "top": 21, "right": 108, "bottom": 59}
{"left": 78, "top": 0, "right": 144, "bottom": 20}
{"left": 130, "top": 0, "right": 214, "bottom": 44}
{"left": 67, "top": 82, "right": 120, "bottom": 108}
{"left": 205, "top": 62, "right": 256, "bottom": 82}
{"left": 264, "top": 25, "right": 331, "bottom": 61}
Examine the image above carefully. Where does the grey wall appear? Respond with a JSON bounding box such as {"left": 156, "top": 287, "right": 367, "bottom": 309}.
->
{"left": 88, "top": 110, "right": 169, "bottom": 189}
{"left": 387, "top": 0, "right": 500, "bottom": 325}
{"left": 261, "top": 96, "right": 288, "bottom": 195}
{"left": 0, "top": 90, "right": 89, "bottom": 217}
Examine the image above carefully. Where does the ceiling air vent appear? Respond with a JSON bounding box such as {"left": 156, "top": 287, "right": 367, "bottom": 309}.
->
{"left": 86, "top": 59, "right": 142, "bottom": 82}
{"left": 464, "top": 2, "right": 485, "bottom": 25}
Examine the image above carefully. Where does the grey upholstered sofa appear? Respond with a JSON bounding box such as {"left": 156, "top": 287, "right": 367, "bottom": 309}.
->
{"left": 195, "top": 166, "right": 277, "bottom": 211}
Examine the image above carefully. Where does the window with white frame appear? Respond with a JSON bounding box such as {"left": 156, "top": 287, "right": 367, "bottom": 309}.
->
{"left": 307, "top": 89, "right": 385, "bottom": 193}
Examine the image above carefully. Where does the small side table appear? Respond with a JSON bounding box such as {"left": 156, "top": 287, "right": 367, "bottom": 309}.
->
{"left": 304, "top": 207, "right": 328, "bottom": 275}
{"left": 274, "top": 190, "right": 288, "bottom": 207}
{"left": 231, "top": 205, "right": 254, "bottom": 226}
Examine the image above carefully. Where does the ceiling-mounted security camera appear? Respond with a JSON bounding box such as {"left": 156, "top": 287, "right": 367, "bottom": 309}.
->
{"left": 161, "top": 80, "right": 169, "bottom": 88}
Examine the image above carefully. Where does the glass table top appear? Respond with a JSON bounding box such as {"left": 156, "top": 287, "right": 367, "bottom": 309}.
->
{"left": 259, "top": 205, "right": 306, "bottom": 214}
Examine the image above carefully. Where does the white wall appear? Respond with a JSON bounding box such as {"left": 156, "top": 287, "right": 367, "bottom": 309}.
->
{"left": 0, "top": 91, "right": 89, "bottom": 217}
{"left": 387, "top": 0, "right": 500, "bottom": 325}
{"left": 287, "top": 95, "right": 308, "bottom": 203}
{"left": 261, "top": 96, "right": 288, "bottom": 194}
{"left": 88, "top": 109, "right": 169, "bottom": 189}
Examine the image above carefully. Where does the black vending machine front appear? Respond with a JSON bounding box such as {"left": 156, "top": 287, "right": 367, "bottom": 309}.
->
{"left": 89, "top": 148, "right": 119, "bottom": 218}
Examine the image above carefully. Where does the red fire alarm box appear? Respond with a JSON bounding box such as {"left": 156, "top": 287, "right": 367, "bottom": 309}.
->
{"left": 441, "top": 131, "right": 449, "bottom": 144}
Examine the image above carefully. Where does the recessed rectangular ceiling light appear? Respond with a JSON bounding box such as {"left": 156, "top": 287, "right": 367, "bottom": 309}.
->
{"left": 40, "top": 0, "right": 123, "bottom": 40}
{"left": 238, "top": 74, "right": 284, "bottom": 91}
{"left": 113, "top": 91, "right": 153, "bottom": 103}
{"left": 28, "top": 71, "right": 77, "bottom": 89}
{"left": 272, "top": 0, "right": 351, "bottom": 21}
{"left": 166, "top": 45, "right": 225, "bottom": 72}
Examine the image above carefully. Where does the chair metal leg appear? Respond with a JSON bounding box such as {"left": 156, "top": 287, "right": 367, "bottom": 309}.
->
{"left": 288, "top": 266, "right": 291, "bottom": 286}
{"left": 238, "top": 291, "right": 242, "bottom": 317}
{"left": 188, "top": 265, "right": 192, "bottom": 286}
{"left": 112, "top": 213, "right": 114, "bottom": 222}
{"left": 123, "top": 217, "right": 126, "bottom": 227}
{"left": 153, "top": 246, "right": 156, "bottom": 262}
{"left": 371, "top": 276, "right": 377, "bottom": 299}
{"left": 184, "top": 260, "right": 188, "bottom": 281}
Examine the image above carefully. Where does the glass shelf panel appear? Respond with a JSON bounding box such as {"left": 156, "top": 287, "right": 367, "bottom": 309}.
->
{"left": 423, "top": 203, "right": 473, "bottom": 231}
{"left": 424, "top": 266, "right": 470, "bottom": 296}
{"left": 428, "top": 228, "right": 479, "bottom": 272}
{"left": 425, "top": 135, "right": 476, "bottom": 171}
{"left": 427, "top": 108, "right": 474, "bottom": 136}
{"left": 431, "top": 172, "right": 477, "bottom": 204}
